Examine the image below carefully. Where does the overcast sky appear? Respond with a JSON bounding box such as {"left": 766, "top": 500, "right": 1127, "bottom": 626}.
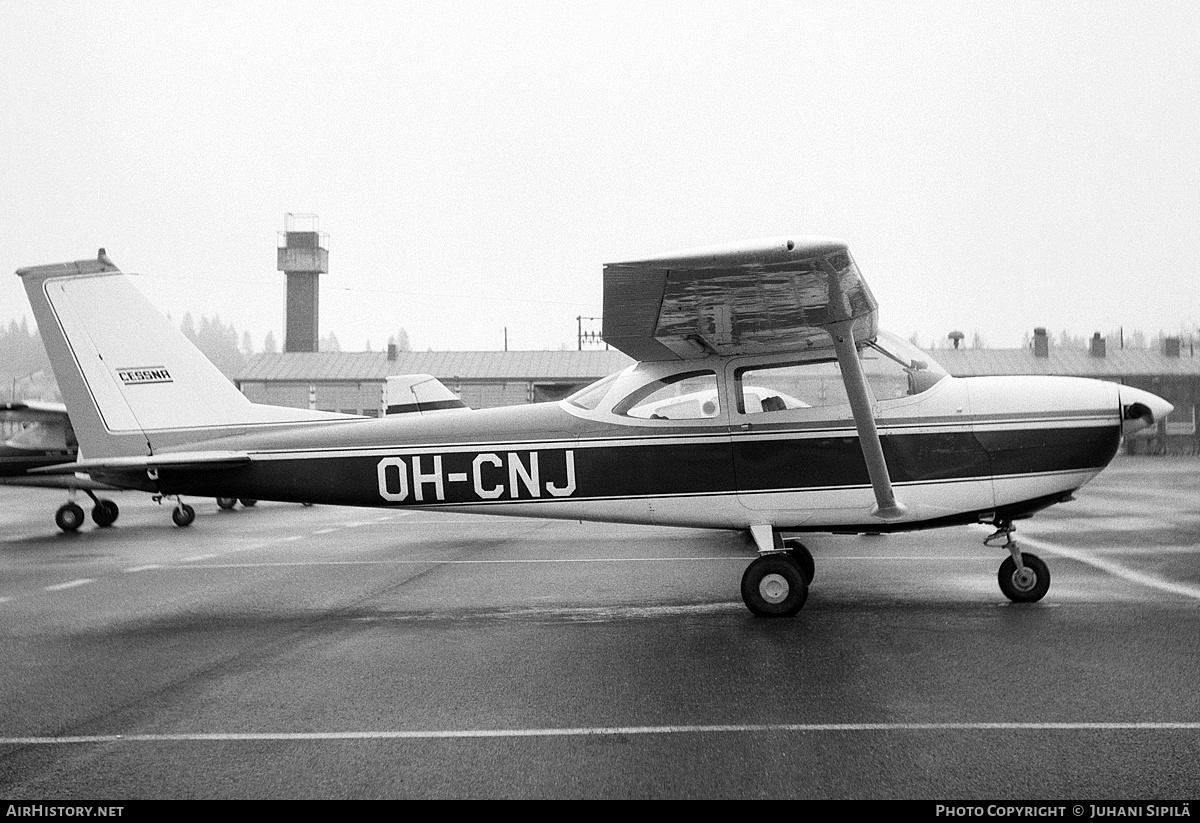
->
{"left": 2, "top": 1, "right": 1197, "bottom": 354}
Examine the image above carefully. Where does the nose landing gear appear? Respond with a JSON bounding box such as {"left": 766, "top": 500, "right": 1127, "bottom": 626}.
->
{"left": 153, "top": 494, "right": 196, "bottom": 527}
{"left": 986, "top": 521, "right": 1050, "bottom": 603}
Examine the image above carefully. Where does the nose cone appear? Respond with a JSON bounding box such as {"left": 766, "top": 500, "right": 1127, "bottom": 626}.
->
{"left": 1120, "top": 386, "right": 1174, "bottom": 435}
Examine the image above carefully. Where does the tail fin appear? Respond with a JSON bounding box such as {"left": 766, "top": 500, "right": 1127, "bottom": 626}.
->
{"left": 18, "top": 250, "right": 348, "bottom": 460}
{"left": 385, "top": 374, "right": 470, "bottom": 415}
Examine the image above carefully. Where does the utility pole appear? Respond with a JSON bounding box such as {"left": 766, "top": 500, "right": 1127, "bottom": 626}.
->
{"left": 577, "top": 316, "right": 606, "bottom": 350}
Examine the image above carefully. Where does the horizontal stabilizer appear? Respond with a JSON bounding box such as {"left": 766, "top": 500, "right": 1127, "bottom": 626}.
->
{"left": 0, "top": 474, "right": 121, "bottom": 491}
{"left": 0, "top": 401, "right": 69, "bottom": 425}
{"left": 31, "top": 450, "right": 251, "bottom": 475}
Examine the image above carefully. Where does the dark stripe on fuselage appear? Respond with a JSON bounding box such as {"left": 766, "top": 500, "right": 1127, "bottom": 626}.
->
{"left": 156, "top": 425, "right": 1121, "bottom": 509}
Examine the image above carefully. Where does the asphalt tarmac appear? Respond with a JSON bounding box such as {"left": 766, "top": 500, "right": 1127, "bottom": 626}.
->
{"left": 1, "top": 455, "right": 1198, "bottom": 799}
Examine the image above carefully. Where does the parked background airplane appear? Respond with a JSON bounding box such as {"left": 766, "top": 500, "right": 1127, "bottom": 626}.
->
{"left": 16, "top": 239, "right": 1171, "bottom": 616}
{"left": 0, "top": 399, "right": 123, "bottom": 530}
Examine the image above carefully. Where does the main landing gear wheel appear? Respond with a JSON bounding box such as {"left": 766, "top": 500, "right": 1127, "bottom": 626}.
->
{"left": 782, "top": 539, "right": 815, "bottom": 584}
{"left": 91, "top": 499, "right": 119, "bottom": 527}
{"left": 55, "top": 502, "right": 85, "bottom": 533}
{"left": 216, "top": 497, "right": 237, "bottom": 510}
{"left": 171, "top": 503, "right": 196, "bottom": 528}
{"left": 741, "top": 554, "right": 809, "bottom": 618}
{"left": 998, "top": 553, "right": 1050, "bottom": 603}
{"left": 238, "top": 499, "right": 257, "bottom": 507}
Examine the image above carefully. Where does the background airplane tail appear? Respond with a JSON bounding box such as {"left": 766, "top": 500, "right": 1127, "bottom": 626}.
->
{"left": 18, "top": 250, "right": 348, "bottom": 460}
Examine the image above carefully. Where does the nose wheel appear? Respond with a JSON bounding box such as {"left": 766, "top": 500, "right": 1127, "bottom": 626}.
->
{"left": 171, "top": 503, "right": 196, "bottom": 527}
{"left": 998, "top": 553, "right": 1050, "bottom": 602}
{"left": 987, "top": 521, "right": 1051, "bottom": 603}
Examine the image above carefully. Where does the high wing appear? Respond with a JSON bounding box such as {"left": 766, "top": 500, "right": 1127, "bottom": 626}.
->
{"left": 0, "top": 400, "right": 70, "bottom": 426}
{"left": 603, "top": 235, "right": 901, "bottom": 519}
{"left": 602, "top": 235, "right": 878, "bottom": 361}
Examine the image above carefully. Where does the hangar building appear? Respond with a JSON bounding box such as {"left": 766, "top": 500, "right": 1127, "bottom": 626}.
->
{"left": 236, "top": 347, "right": 633, "bottom": 415}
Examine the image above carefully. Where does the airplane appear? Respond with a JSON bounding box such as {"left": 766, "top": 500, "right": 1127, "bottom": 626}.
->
{"left": 1, "top": 399, "right": 123, "bottom": 530}
{"left": 16, "top": 238, "right": 1172, "bottom": 616}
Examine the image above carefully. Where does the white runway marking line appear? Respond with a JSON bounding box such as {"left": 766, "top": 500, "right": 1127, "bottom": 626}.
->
{"left": 312, "top": 528, "right": 340, "bottom": 535}
{"left": 43, "top": 578, "right": 95, "bottom": 592}
{"left": 145, "top": 554, "right": 1005, "bottom": 570}
{"left": 6, "top": 721, "right": 1200, "bottom": 745}
{"left": 1019, "top": 533, "right": 1200, "bottom": 601}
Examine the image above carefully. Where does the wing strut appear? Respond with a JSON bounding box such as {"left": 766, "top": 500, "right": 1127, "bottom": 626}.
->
{"left": 826, "top": 319, "right": 907, "bottom": 521}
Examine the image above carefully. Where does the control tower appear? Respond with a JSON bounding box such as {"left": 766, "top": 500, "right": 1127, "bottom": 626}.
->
{"left": 277, "top": 213, "right": 329, "bottom": 353}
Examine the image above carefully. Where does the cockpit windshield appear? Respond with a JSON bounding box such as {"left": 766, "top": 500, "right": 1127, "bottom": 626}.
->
{"left": 865, "top": 331, "right": 948, "bottom": 398}
{"left": 565, "top": 371, "right": 622, "bottom": 411}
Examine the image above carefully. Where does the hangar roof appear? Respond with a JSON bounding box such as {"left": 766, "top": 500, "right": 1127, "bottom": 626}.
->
{"left": 931, "top": 347, "right": 1200, "bottom": 377}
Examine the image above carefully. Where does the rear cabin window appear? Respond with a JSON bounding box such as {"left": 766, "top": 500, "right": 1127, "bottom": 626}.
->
{"left": 614, "top": 371, "right": 720, "bottom": 420}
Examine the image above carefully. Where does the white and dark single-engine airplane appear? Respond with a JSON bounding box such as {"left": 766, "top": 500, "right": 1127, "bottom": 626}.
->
{"left": 17, "top": 237, "right": 1172, "bottom": 616}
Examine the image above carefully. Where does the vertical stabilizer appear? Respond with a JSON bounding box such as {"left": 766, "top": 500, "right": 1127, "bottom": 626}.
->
{"left": 18, "top": 250, "right": 349, "bottom": 460}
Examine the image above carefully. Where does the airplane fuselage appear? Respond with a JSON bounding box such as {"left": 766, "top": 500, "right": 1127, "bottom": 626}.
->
{"left": 142, "top": 368, "right": 1128, "bottom": 535}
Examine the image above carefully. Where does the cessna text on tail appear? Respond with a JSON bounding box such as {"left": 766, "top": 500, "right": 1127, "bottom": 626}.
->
{"left": 18, "top": 237, "right": 1171, "bottom": 616}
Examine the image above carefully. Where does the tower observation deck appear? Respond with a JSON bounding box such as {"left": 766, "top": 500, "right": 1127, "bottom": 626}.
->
{"left": 277, "top": 213, "right": 329, "bottom": 353}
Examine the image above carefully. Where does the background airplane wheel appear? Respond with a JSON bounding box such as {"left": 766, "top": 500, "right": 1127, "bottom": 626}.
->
{"left": 238, "top": 499, "right": 257, "bottom": 507}
{"left": 782, "top": 539, "right": 815, "bottom": 584}
{"left": 998, "top": 553, "right": 1050, "bottom": 603}
{"left": 55, "top": 502, "right": 85, "bottom": 533}
{"left": 92, "top": 499, "right": 119, "bottom": 527}
{"left": 172, "top": 503, "right": 196, "bottom": 527}
{"left": 741, "top": 554, "right": 808, "bottom": 617}
{"left": 216, "top": 497, "right": 237, "bottom": 510}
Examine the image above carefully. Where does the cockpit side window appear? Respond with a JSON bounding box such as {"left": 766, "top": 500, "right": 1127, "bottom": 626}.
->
{"left": 614, "top": 370, "right": 720, "bottom": 420}
{"left": 735, "top": 361, "right": 838, "bottom": 414}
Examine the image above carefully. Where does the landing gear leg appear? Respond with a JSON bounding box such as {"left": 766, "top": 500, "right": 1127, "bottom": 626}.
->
{"left": 155, "top": 494, "right": 195, "bottom": 527}
{"left": 84, "top": 489, "right": 119, "bottom": 527}
{"left": 986, "top": 520, "right": 1050, "bottom": 603}
{"left": 741, "top": 525, "right": 810, "bottom": 617}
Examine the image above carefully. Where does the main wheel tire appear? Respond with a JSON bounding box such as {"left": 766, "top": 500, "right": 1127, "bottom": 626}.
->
{"left": 238, "top": 499, "right": 257, "bottom": 507}
{"left": 172, "top": 503, "right": 196, "bottom": 527}
{"left": 55, "top": 502, "right": 85, "bottom": 533}
{"left": 741, "top": 554, "right": 809, "bottom": 617}
{"left": 998, "top": 553, "right": 1050, "bottom": 603}
{"left": 782, "top": 539, "right": 815, "bottom": 584}
{"left": 92, "top": 499, "right": 119, "bottom": 527}
{"left": 216, "top": 497, "right": 237, "bottom": 510}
